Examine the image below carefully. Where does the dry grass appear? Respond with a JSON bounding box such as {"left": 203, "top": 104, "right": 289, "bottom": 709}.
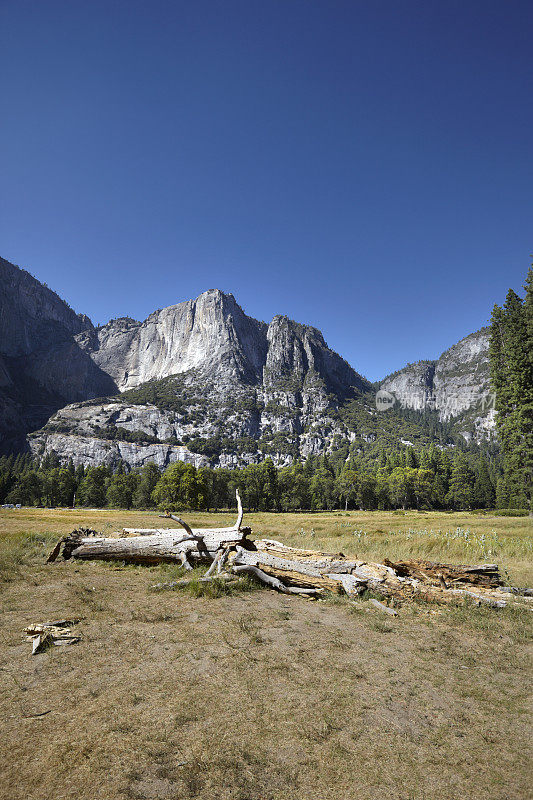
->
{"left": 0, "top": 507, "right": 532, "bottom": 800}
{"left": 2, "top": 506, "right": 530, "bottom": 584}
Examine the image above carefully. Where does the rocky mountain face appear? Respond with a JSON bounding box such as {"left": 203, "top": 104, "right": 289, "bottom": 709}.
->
{"left": 75, "top": 290, "right": 269, "bottom": 391}
{"left": 0, "top": 257, "right": 495, "bottom": 468}
{"left": 32, "top": 407, "right": 209, "bottom": 470}
{"left": 379, "top": 328, "right": 495, "bottom": 441}
{"left": 29, "top": 289, "right": 373, "bottom": 468}
{"left": 0, "top": 257, "right": 116, "bottom": 451}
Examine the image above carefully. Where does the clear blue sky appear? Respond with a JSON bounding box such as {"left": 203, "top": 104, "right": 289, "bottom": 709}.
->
{"left": 1, "top": 0, "right": 531, "bottom": 381}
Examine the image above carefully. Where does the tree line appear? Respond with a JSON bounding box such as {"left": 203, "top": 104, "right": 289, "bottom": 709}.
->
{"left": 0, "top": 443, "right": 509, "bottom": 512}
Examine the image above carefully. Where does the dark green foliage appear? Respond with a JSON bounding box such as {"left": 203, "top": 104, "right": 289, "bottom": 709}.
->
{"left": 151, "top": 462, "right": 210, "bottom": 510}
{"left": 446, "top": 452, "right": 475, "bottom": 510}
{"left": 119, "top": 375, "right": 189, "bottom": 414}
{"left": 0, "top": 439, "right": 508, "bottom": 512}
{"left": 78, "top": 466, "right": 112, "bottom": 507}
{"left": 473, "top": 458, "right": 495, "bottom": 509}
{"left": 132, "top": 463, "right": 161, "bottom": 508}
{"left": 91, "top": 426, "right": 165, "bottom": 445}
{"left": 489, "top": 265, "right": 533, "bottom": 511}
{"left": 106, "top": 468, "right": 138, "bottom": 509}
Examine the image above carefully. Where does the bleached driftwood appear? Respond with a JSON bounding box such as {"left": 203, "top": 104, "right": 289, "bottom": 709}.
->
{"left": 24, "top": 620, "right": 81, "bottom": 654}
{"left": 120, "top": 492, "right": 245, "bottom": 538}
{"left": 47, "top": 492, "right": 251, "bottom": 566}
{"left": 232, "top": 564, "right": 321, "bottom": 596}
{"left": 368, "top": 599, "right": 398, "bottom": 616}
{"left": 47, "top": 500, "right": 532, "bottom": 610}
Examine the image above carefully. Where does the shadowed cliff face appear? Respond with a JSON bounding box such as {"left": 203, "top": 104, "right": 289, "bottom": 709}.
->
{"left": 0, "top": 258, "right": 117, "bottom": 450}
{"left": 0, "top": 257, "right": 91, "bottom": 357}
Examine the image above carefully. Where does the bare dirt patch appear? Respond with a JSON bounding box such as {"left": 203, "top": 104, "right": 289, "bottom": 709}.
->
{"left": 0, "top": 509, "right": 531, "bottom": 799}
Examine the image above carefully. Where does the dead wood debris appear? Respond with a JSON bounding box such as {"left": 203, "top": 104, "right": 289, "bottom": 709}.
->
{"left": 24, "top": 620, "right": 81, "bottom": 654}
{"left": 46, "top": 493, "right": 533, "bottom": 611}
{"left": 368, "top": 598, "right": 398, "bottom": 616}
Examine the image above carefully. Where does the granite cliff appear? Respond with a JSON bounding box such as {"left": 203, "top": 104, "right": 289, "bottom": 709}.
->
{"left": 75, "top": 290, "right": 268, "bottom": 391}
{"left": 0, "top": 257, "right": 495, "bottom": 467}
{"left": 379, "top": 328, "right": 495, "bottom": 441}
{"left": 0, "top": 257, "right": 116, "bottom": 450}
{"left": 29, "top": 291, "right": 373, "bottom": 467}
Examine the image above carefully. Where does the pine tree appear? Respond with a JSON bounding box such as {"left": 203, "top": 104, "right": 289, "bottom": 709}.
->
{"left": 260, "top": 458, "right": 279, "bottom": 511}
{"left": 522, "top": 265, "right": 533, "bottom": 513}
{"left": 490, "top": 268, "right": 532, "bottom": 511}
{"left": 495, "top": 477, "right": 507, "bottom": 508}
{"left": 446, "top": 453, "right": 474, "bottom": 510}
{"left": 473, "top": 458, "right": 495, "bottom": 509}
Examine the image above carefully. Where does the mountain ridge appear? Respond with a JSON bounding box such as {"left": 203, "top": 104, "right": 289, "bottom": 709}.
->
{"left": 379, "top": 327, "right": 494, "bottom": 441}
{"left": 0, "top": 257, "right": 495, "bottom": 465}
{"left": 0, "top": 257, "right": 116, "bottom": 450}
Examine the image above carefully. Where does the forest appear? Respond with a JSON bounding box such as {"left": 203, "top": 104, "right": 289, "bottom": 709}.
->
{"left": 0, "top": 443, "right": 515, "bottom": 513}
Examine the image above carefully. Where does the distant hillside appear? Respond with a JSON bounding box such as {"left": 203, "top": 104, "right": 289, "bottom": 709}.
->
{"left": 379, "top": 328, "right": 494, "bottom": 443}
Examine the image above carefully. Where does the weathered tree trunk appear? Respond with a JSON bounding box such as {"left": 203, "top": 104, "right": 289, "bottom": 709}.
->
{"left": 47, "top": 492, "right": 252, "bottom": 566}
{"left": 229, "top": 540, "right": 519, "bottom": 607}
{"left": 47, "top": 499, "right": 532, "bottom": 609}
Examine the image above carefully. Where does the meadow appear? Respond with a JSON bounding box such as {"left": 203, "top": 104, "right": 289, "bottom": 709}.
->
{"left": 0, "top": 507, "right": 531, "bottom": 800}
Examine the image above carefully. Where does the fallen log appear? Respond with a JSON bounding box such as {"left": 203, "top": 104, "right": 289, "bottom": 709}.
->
{"left": 47, "top": 492, "right": 253, "bottom": 566}
{"left": 229, "top": 540, "right": 518, "bottom": 607}
{"left": 382, "top": 558, "right": 502, "bottom": 588}
{"left": 47, "top": 501, "right": 531, "bottom": 609}
{"left": 232, "top": 564, "right": 321, "bottom": 596}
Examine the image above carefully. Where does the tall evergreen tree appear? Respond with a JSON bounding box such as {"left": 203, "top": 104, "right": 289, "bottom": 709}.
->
{"left": 473, "top": 457, "right": 495, "bottom": 509}
{"left": 522, "top": 265, "right": 533, "bottom": 513}
{"left": 490, "top": 267, "right": 532, "bottom": 511}
{"left": 446, "top": 453, "right": 474, "bottom": 510}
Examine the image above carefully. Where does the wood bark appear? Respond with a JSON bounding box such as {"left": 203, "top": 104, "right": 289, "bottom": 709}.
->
{"left": 47, "top": 500, "right": 532, "bottom": 610}
{"left": 47, "top": 492, "right": 252, "bottom": 565}
{"left": 382, "top": 558, "right": 502, "bottom": 588}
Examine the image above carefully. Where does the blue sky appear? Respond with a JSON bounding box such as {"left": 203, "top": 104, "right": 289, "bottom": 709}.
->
{"left": 1, "top": 0, "right": 531, "bottom": 381}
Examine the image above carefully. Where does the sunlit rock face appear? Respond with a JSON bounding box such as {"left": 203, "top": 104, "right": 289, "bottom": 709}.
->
{"left": 29, "top": 295, "right": 372, "bottom": 467}
{"left": 77, "top": 290, "right": 268, "bottom": 391}
{"left": 29, "top": 430, "right": 208, "bottom": 470}
{"left": 380, "top": 328, "right": 494, "bottom": 442}
{"left": 1, "top": 256, "right": 495, "bottom": 465}
{"left": 433, "top": 329, "right": 492, "bottom": 420}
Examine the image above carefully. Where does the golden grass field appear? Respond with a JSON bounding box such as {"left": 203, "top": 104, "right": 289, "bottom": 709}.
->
{"left": 1, "top": 507, "right": 532, "bottom": 800}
